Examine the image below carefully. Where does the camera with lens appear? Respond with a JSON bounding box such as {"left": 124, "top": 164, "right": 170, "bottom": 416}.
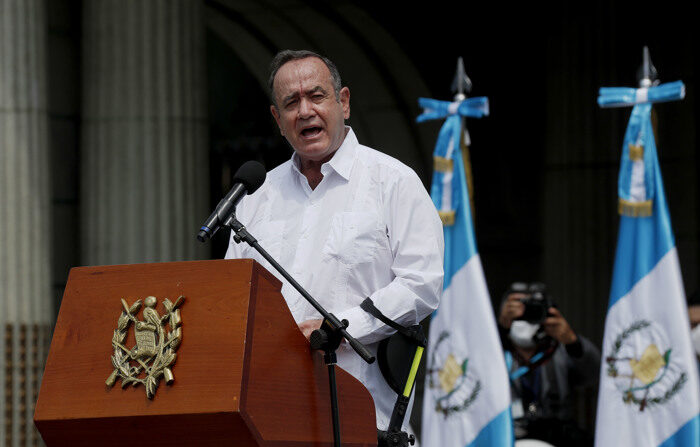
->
{"left": 510, "top": 282, "right": 554, "bottom": 324}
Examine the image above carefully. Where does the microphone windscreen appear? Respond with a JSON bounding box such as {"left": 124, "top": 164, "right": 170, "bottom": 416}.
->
{"left": 233, "top": 160, "right": 267, "bottom": 194}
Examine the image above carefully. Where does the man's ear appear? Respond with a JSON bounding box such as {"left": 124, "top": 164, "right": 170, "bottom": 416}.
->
{"left": 340, "top": 87, "right": 350, "bottom": 119}
{"left": 270, "top": 105, "right": 284, "bottom": 136}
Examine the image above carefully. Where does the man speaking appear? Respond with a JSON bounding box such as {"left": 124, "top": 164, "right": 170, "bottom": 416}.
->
{"left": 225, "top": 49, "right": 444, "bottom": 431}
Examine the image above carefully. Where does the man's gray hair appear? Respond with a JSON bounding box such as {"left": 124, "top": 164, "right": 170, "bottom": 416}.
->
{"left": 268, "top": 49, "right": 342, "bottom": 107}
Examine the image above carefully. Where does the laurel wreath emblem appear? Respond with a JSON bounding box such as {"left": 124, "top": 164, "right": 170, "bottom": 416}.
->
{"left": 427, "top": 331, "right": 481, "bottom": 417}
{"left": 606, "top": 319, "right": 686, "bottom": 411}
{"left": 105, "top": 295, "right": 185, "bottom": 399}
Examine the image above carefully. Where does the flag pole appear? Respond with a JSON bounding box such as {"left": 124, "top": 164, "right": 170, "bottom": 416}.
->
{"left": 452, "top": 57, "right": 476, "bottom": 221}
{"left": 419, "top": 59, "right": 512, "bottom": 447}
{"left": 595, "top": 45, "right": 698, "bottom": 447}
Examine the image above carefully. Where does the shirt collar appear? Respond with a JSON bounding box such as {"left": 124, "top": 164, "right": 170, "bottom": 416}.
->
{"left": 290, "top": 126, "right": 357, "bottom": 182}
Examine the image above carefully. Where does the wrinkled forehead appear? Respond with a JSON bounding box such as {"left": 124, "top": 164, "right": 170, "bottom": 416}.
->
{"left": 272, "top": 57, "right": 333, "bottom": 99}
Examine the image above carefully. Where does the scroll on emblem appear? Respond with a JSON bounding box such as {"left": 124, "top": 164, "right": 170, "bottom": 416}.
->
{"left": 106, "top": 295, "right": 185, "bottom": 399}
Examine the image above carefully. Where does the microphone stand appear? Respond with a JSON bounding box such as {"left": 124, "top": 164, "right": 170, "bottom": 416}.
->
{"left": 224, "top": 213, "right": 376, "bottom": 447}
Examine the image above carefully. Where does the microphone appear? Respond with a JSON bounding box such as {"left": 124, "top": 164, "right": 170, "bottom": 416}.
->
{"left": 197, "top": 160, "right": 266, "bottom": 242}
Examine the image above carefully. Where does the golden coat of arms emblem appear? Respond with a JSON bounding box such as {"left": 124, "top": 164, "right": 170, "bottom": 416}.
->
{"left": 105, "top": 295, "right": 185, "bottom": 399}
{"left": 605, "top": 319, "right": 686, "bottom": 411}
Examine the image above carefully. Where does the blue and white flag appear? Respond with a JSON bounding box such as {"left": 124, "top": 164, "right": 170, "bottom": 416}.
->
{"left": 419, "top": 97, "right": 513, "bottom": 447}
{"left": 595, "top": 82, "right": 700, "bottom": 446}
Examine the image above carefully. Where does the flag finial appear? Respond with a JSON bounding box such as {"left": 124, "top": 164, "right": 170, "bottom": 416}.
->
{"left": 637, "top": 46, "right": 659, "bottom": 88}
{"left": 451, "top": 57, "right": 472, "bottom": 100}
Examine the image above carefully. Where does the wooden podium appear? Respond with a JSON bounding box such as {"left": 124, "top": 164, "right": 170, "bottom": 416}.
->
{"left": 34, "top": 259, "right": 377, "bottom": 446}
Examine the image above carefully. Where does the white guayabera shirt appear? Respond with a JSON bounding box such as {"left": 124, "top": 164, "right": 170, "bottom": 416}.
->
{"left": 225, "top": 127, "right": 444, "bottom": 429}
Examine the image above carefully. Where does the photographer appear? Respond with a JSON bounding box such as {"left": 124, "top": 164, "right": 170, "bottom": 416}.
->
{"left": 498, "top": 283, "right": 600, "bottom": 446}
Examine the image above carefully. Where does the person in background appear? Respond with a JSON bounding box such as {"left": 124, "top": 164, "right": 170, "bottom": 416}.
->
{"left": 498, "top": 282, "right": 600, "bottom": 446}
{"left": 688, "top": 290, "right": 700, "bottom": 364}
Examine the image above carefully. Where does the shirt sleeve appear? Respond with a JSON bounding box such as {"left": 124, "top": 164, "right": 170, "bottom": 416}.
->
{"left": 335, "top": 170, "right": 444, "bottom": 345}
{"left": 567, "top": 335, "right": 601, "bottom": 387}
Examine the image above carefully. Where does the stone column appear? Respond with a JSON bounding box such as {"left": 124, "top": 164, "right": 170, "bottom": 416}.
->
{"left": 81, "top": 0, "right": 208, "bottom": 265}
{"left": 0, "top": 0, "right": 52, "bottom": 445}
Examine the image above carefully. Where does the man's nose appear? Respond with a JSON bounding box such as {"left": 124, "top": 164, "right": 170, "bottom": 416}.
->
{"left": 298, "top": 97, "right": 314, "bottom": 119}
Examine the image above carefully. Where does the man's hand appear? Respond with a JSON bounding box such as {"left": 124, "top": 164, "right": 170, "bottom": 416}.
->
{"left": 499, "top": 293, "right": 526, "bottom": 329}
{"left": 298, "top": 319, "right": 323, "bottom": 340}
{"left": 543, "top": 307, "right": 577, "bottom": 345}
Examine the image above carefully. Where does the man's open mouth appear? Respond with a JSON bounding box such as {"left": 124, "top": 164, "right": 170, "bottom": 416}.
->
{"left": 300, "top": 126, "right": 322, "bottom": 138}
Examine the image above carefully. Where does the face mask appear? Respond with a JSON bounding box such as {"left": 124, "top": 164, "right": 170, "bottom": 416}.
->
{"left": 692, "top": 325, "right": 700, "bottom": 357}
{"left": 510, "top": 321, "right": 540, "bottom": 349}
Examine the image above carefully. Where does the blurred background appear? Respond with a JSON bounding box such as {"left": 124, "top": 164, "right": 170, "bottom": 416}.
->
{"left": 1, "top": 0, "right": 698, "bottom": 445}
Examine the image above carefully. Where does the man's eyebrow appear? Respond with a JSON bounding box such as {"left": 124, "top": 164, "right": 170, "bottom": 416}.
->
{"left": 282, "top": 91, "right": 300, "bottom": 104}
{"left": 281, "top": 85, "right": 329, "bottom": 105}
{"left": 308, "top": 86, "right": 327, "bottom": 95}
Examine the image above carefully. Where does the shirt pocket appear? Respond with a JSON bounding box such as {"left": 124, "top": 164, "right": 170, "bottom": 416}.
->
{"left": 322, "top": 211, "right": 387, "bottom": 266}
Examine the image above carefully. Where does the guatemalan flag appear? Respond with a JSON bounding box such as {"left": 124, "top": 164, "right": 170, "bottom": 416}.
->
{"left": 418, "top": 96, "right": 513, "bottom": 446}
{"left": 595, "top": 81, "right": 700, "bottom": 446}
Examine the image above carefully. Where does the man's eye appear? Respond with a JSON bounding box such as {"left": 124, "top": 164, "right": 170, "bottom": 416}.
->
{"left": 285, "top": 99, "right": 298, "bottom": 108}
